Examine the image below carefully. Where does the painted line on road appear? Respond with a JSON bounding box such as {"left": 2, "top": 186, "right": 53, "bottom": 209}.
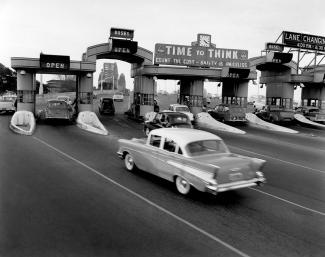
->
{"left": 229, "top": 144, "right": 325, "bottom": 174}
{"left": 249, "top": 188, "right": 325, "bottom": 216}
{"left": 32, "top": 136, "right": 250, "bottom": 257}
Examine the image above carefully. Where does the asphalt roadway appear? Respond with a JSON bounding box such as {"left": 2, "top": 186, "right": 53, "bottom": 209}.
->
{"left": 0, "top": 112, "right": 324, "bottom": 257}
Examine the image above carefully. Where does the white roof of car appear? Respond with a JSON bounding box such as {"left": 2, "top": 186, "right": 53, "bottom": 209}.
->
{"left": 170, "top": 104, "right": 188, "bottom": 107}
{"left": 150, "top": 128, "right": 222, "bottom": 148}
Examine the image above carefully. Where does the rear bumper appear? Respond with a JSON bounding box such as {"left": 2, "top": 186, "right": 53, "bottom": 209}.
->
{"left": 205, "top": 177, "right": 266, "bottom": 195}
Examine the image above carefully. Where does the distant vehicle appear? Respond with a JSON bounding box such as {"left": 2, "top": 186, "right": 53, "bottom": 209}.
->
{"left": 38, "top": 99, "right": 74, "bottom": 122}
{"left": 113, "top": 92, "right": 124, "bottom": 102}
{"left": 143, "top": 111, "right": 192, "bottom": 136}
{"left": 117, "top": 128, "right": 266, "bottom": 195}
{"left": 57, "top": 95, "right": 72, "bottom": 105}
{"left": 256, "top": 105, "right": 294, "bottom": 123}
{"left": 208, "top": 103, "right": 247, "bottom": 123}
{"left": 98, "top": 97, "right": 115, "bottom": 115}
{"left": 0, "top": 95, "right": 17, "bottom": 113}
{"left": 168, "top": 104, "right": 194, "bottom": 122}
{"left": 295, "top": 106, "right": 325, "bottom": 123}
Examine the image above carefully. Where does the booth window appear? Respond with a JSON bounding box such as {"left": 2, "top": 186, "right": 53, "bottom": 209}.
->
{"left": 222, "top": 96, "right": 247, "bottom": 107}
{"left": 302, "top": 98, "right": 320, "bottom": 108}
{"left": 17, "top": 90, "right": 35, "bottom": 103}
{"left": 79, "top": 92, "right": 93, "bottom": 104}
{"left": 179, "top": 94, "right": 202, "bottom": 107}
{"left": 282, "top": 98, "right": 292, "bottom": 109}
{"left": 134, "top": 93, "right": 154, "bottom": 105}
{"left": 142, "top": 93, "right": 154, "bottom": 105}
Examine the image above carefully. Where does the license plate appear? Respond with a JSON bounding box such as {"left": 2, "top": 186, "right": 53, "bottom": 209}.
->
{"left": 229, "top": 172, "right": 243, "bottom": 181}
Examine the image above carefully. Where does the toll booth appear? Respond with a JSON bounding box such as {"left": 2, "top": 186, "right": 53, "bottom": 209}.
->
{"left": 221, "top": 67, "right": 250, "bottom": 108}
{"left": 178, "top": 78, "right": 204, "bottom": 115}
{"left": 300, "top": 65, "right": 325, "bottom": 110}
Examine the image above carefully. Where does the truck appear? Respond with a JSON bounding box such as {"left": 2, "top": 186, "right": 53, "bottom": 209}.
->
{"left": 208, "top": 103, "right": 247, "bottom": 123}
{"left": 257, "top": 105, "right": 294, "bottom": 123}
{"left": 0, "top": 95, "right": 16, "bottom": 113}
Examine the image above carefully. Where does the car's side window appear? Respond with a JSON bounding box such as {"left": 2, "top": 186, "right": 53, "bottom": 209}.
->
{"left": 163, "top": 138, "right": 177, "bottom": 153}
{"left": 177, "top": 147, "right": 183, "bottom": 155}
{"left": 149, "top": 135, "right": 161, "bottom": 148}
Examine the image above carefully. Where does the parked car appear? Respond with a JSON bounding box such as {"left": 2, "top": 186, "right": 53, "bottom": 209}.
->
{"left": 295, "top": 106, "right": 325, "bottom": 123}
{"left": 113, "top": 92, "right": 124, "bottom": 102}
{"left": 38, "top": 99, "right": 74, "bottom": 122}
{"left": 117, "top": 128, "right": 266, "bottom": 195}
{"left": 143, "top": 111, "right": 192, "bottom": 136}
{"left": 208, "top": 104, "right": 247, "bottom": 123}
{"left": 57, "top": 95, "right": 72, "bottom": 105}
{"left": 168, "top": 104, "right": 194, "bottom": 123}
{"left": 0, "top": 95, "right": 17, "bottom": 113}
{"left": 98, "top": 97, "right": 115, "bottom": 115}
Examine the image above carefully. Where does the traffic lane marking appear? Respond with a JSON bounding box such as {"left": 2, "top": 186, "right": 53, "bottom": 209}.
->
{"left": 32, "top": 136, "right": 250, "bottom": 257}
{"left": 229, "top": 144, "right": 325, "bottom": 174}
{"left": 249, "top": 188, "right": 325, "bottom": 217}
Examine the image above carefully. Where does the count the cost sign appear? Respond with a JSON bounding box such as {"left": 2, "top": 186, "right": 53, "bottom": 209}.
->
{"left": 154, "top": 44, "right": 249, "bottom": 68}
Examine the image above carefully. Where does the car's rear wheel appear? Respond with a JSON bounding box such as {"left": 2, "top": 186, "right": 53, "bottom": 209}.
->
{"left": 175, "top": 176, "right": 191, "bottom": 195}
{"left": 124, "top": 153, "right": 137, "bottom": 171}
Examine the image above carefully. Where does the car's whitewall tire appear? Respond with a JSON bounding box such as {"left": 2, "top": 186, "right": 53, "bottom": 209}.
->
{"left": 175, "top": 176, "right": 191, "bottom": 195}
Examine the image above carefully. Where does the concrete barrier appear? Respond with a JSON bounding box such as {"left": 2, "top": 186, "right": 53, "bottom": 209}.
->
{"left": 294, "top": 114, "right": 325, "bottom": 128}
{"left": 10, "top": 111, "right": 36, "bottom": 136}
{"left": 246, "top": 113, "right": 298, "bottom": 133}
{"left": 195, "top": 112, "right": 246, "bottom": 134}
{"left": 76, "top": 111, "right": 108, "bottom": 135}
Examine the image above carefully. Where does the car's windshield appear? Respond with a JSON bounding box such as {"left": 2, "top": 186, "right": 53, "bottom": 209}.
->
{"left": 169, "top": 115, "right": 190, "bottom": 124}
{"left": 48, "top": 101, "right": 67, "bottom": 108}
{"left": 185, "top": 140, "right": 229, "bottom": 156}
{"left": 175, "top": 106, "right": 190, "bottom": 112}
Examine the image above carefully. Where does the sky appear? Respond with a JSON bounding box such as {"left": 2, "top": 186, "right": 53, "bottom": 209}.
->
{"left": 1, "top": 0, "right": 325, "bottom": 98}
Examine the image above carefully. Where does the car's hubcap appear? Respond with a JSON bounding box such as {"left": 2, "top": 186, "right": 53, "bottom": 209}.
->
{"left": 125, "top": 155, "right": 134, "bottom": 170}
{"left": 176, "top": 177, "right": 190, "bottom": 195}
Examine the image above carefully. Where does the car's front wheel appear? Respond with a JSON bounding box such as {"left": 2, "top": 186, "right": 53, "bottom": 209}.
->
{"left": 124, "top": 153, "right": 137, "bottom": 171}
{"left": 175, "top": 176, "right": 191, "bottom": 195}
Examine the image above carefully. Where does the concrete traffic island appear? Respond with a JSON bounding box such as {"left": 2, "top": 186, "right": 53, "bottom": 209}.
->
{"left": 10, "top": 111, "right": 36, "bottom": 136}
{"left": 294, "top": 114, "right": 325, "bottom": 128}
{"left": 195, "top": 112, "right": 246, "bottom": 134}
{"left": 76, "top": 111, "right": 108, "bottom": 135}
{"left": 246, "top": 113, "right": 298, "bottom": 133}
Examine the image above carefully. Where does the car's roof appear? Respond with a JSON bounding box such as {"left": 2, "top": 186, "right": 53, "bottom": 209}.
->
{"left": 159, "top": 111, "right": 188, "bottom": 117}
{"left": 150, "top": 128, "right": 222, "bottom": 148}
{"left": 48, "top": 99, "right": 67, "bottom": 103}
{"left": 170, "top": 104, "right": 188, "bottom": 107}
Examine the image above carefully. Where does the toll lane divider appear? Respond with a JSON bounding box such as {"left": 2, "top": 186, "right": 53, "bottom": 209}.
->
{"left": 246, "top": 113, "right": 298, "bottom": 133}
{"left": 9, "top": 110, "right": 36, "bottom": 136}
{"left": 294, "top": 114, "right": 325, "bottom": 128}
{"left": 195, "top": 112, "right": 246, "bottom": 134}
{"left": 76, "top": 111, "right": 108, "bottom": 135}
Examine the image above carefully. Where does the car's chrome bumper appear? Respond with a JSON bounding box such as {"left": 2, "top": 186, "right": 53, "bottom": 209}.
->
{"left": 205, "top": 177, "right": 266, "bottom": 195}
{"left": 117, "top": 151, "right": 123, "bottom": 159}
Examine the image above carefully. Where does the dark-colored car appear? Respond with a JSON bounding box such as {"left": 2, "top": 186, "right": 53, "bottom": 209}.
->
{"left": 38, "top": 99, "right": 74, "bottom": 122}
{"left": 143, "top": 111, "right": 192, "bottom": 136}
{"left": 98, "top": 97, "right": 115, "bottom": 115}
{"left": 295, "top": 106, "right": 325, "bottom": 123}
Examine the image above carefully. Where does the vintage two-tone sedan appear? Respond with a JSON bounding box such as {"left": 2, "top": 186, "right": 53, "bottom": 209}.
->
{"left": 117, "top": 128, "right": 266, "bottom": 195}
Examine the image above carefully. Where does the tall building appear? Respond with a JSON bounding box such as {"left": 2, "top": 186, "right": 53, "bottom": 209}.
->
{"left": 98, "top": 62, "right": 118, "bottom": 90}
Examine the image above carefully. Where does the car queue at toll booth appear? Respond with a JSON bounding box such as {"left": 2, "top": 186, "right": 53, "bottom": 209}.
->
{"left": 10, "top": 29, "right": 325, "bottom": 131}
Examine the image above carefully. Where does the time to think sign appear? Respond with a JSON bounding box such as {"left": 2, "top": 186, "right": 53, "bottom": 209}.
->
{"left": 154, "top": 44, "right": 249, "bottom": 68}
